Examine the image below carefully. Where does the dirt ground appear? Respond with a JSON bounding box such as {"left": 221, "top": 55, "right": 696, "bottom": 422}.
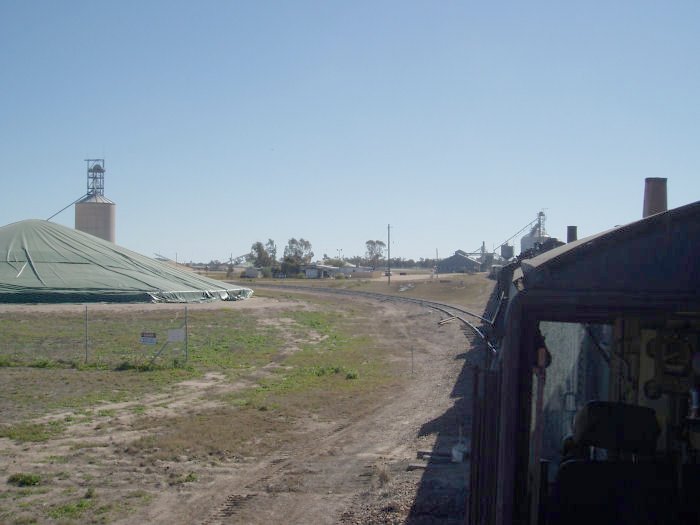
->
{"left": 0, "top": 279, "right": 493, "bottom": 524}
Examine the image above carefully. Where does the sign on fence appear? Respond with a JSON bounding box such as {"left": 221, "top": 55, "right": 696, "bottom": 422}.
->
{"left": 167, "top": 328, "right": 186, "bottom": 342}
{"left": 140, "top": 331, "right": 157, "bottom": 345}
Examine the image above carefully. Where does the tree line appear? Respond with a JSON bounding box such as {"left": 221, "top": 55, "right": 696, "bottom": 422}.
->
{"left": 192, "top": 239, "right": 439, "bottom": 277}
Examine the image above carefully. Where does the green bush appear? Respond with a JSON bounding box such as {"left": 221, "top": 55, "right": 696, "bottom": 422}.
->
{"left": 7, "top": 473, "right": 41, "bottom": 486}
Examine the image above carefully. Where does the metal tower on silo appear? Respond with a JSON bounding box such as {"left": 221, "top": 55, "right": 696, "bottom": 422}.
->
{"left": 75, "top": 159, "right": 116, "bottom": 242}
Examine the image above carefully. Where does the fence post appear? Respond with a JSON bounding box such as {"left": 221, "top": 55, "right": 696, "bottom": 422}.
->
{"left": 185, "top": 306, "right": 188, "bottom": 363}
{"left": 84, "top": 305, "right": 88, "bottom": 364}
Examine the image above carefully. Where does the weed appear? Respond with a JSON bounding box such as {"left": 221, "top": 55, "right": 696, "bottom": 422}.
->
{"left": 7, "top": 473, "right": 41, "bottom": 487}
{"left": 376, "top": 464, "right": 390, "bottom": 487}
{"left": 170, "top": 472, "right": 197, "bottom": 485}
{"left": 115, "top": 361, "right": 161, "bottom": 372}
{"left": 47, "top": 498, "right": 93, "bottom": 519}
{"left": 29, "top": 359, "right": 53, "bottom": 369}
{"left": 114, "top": 361, "right": 136, "bottom": 371}
{"left": 42, "top": 456, "right": 70, "bottom": 466}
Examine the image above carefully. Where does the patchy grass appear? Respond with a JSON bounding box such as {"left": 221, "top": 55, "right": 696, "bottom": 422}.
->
{"left": 127, "top": 406, "right": 294, "bottom": 460}
{"left": 0, "top": 293, "right": 444, "bottom": 525}
{"left": 125, "top": 299, "right": 400, "bottom": 463}
{"left": 7, "top": 473, "right": 42, "bottom": 487}
{"left": 0, "top": 421, "right": 64, "bottom": 442}
{"left": 0, "top": 307, "right": 290, "bottom": 424}
{"left": 224, "top": 305, "right": 391, "bottom": 418}
{"left": 170, "top": 472, "right": 198, "bottom": 485}
{"left": 47, "top": 497, "right": 94, "bottom": 520}
{"left": 0, "top": 307, "right": 283, "bottom": 371}
{"left": 254, "top": 272, "right": 493, "bottom": 309}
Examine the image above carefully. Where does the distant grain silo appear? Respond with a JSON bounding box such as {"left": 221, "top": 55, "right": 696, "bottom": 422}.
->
{"left": 500, "top": 244, "right": 514, "bottom": 260}
{"left": 520, "top": 211, "right": 549, "bottom": 253}
{"left": 75, "top": 159, "right": 115, "bottom": 242}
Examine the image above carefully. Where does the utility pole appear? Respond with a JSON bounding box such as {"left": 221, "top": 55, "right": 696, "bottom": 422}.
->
{"left": 387, "top": 224, "right": 391, "bottom": 286}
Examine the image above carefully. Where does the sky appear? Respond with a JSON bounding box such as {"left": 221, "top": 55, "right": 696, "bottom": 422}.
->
{"left": 1, "top": 1, "right": 699, "bottom": 263}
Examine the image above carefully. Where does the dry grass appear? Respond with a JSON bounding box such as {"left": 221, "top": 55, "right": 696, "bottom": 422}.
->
{"left": 127, "top": 406, "right": 297, "bottom": 461}
{"left": 251, "top": 272, "right": 493, "bottom": 310}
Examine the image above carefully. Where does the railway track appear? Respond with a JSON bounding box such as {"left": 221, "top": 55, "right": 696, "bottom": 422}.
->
{"left": 198, "top": 283, "right": 490, "bottom": 524}
{"left": 250, "top": 283, "right": 498, "bottom": 353}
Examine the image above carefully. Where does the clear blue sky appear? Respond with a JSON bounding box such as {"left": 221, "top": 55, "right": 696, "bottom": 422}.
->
{"left": 2, "top": 1, "right": 698, "bottom": 263}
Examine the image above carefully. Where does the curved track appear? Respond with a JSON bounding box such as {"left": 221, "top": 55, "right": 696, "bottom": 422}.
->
{"left": 251, "top": 283, "right": 497, "bottom": 353}
{"left": 194, "top": 283, "right": 490, "bottom": 525}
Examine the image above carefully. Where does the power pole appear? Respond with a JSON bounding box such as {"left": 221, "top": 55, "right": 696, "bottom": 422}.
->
{"left": 387, "top": 224, "right": 391, "bottom": 286}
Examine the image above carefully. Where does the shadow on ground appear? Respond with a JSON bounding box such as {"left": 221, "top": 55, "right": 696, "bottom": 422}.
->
{"left": 405, "top": 285, "right": 501, "bottom": 524}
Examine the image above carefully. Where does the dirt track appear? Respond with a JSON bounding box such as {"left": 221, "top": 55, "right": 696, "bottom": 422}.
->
{"left": 0, "top": 281, "right": 492, "bottom": 524}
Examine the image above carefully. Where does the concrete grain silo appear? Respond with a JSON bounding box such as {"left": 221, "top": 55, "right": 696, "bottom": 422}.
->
{"left": 520, "top": 211, "right": 549, "bottom": 253}
{"left": 75, "top": 159, "right": 115, "bottom": 242}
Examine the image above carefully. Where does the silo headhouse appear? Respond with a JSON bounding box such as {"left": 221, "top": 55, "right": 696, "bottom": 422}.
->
{"left": 75, "top": 159, "right": 115, "bottom": 242}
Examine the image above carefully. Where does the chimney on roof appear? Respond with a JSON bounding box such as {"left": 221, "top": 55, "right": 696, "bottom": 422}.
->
{"left": 567, "top": 226, "right": 578, "bottom": 243}
{"left": 642, "top": 178, "right": 667, "bottom": 218}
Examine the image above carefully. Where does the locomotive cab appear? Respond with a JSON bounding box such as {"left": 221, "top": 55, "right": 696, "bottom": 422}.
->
{"left": 536, "top": 316, "right": 700, "bottom": 524}
{"left": 468, "top": 200, "right": 700, "bottom": 525}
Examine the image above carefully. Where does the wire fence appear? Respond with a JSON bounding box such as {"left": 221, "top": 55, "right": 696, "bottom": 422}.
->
{"left": 0, "top": 305, "right": 189, "bottom": 369}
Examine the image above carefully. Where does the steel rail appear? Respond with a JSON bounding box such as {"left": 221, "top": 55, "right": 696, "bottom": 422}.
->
{"left": 249, "top": 283, "right": 497, "bottom": 353}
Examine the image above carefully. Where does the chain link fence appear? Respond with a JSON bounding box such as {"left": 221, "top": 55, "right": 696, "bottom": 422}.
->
{"left": 0, "top": 305, "right": 189, "bottom": 369}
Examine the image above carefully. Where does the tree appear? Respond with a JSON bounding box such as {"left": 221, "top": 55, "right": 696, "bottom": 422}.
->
{"left": 365, "top": 240, "right": 386, "bottom": 268}
{"left": 281, "top": 238, "right": 314, "bottom": 275}
{"left": 248, "top": 241, "right": 273, "bottom": 268}
{"left": 324, "top": 257, "right": 344, "bottom": 267}
{"left": 283, "top": 238, "right": 314, "bottom": 263}
{"left": 265, "top": 239, "right": 277, "bottom": 263}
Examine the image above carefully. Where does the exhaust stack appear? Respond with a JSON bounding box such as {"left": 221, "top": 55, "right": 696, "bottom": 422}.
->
{"left": 643, "top": 177, "right": 667, "bottom": 218}
{"left": 567, "top": 226, "right": 578, "bottom": 243}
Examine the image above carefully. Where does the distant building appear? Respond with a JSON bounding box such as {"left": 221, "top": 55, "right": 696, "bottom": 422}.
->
{"left": 302, "top": 262, "right": 378, "bottom": 279}
{"left": 338, "top": 262, "right": 374, "bottom": 278}
{"left": 243, "top": 267, "right": 261, "bottom": 278}
{"left": 302, "top": 263, "right": 340, "bottom": 279}
{"left": 437, "top": 250, "right": 482, "bottom": 274}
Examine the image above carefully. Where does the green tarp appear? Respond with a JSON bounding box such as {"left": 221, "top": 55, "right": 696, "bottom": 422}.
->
{"left": 0, "top": 219, "right": 253, "bottom": 303}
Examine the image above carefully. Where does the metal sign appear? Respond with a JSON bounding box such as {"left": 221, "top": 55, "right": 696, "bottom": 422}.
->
{"left": 140, "top": 331, "right": 157, "bottom": 345}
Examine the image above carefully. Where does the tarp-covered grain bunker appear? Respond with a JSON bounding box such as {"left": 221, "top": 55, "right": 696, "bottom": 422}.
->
{"left": 0, "top": 220, "right": 253, "bottom": 303}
